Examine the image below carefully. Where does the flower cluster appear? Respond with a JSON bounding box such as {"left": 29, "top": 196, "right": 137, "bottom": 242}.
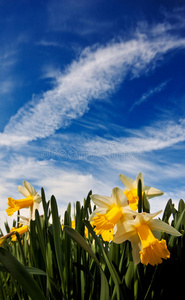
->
{"left": 3, "top": 174, "right": 182, "bottom": 267}
{"left": 90, "top": 172, "right": 181, "bottom": 266}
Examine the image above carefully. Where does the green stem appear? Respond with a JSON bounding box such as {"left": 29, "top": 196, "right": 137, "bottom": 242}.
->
{"left": 138, "top": 179, "right": 143, "bottom": 213}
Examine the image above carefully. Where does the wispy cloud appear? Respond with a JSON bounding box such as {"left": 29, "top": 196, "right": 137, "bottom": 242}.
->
{"left": 1, "top": 22, "right": 185, "bottom": 146}
{"left": 24, "top": 118, "right": 185, "bottom": 174}
{"left": 47, "top": 0, "right": 112, "bottom": 35}
{"left": 129, "top": 80, "right": 170, "bottom": 111}
{"left": 73, "top": 119, "right": 185, "bottom": 158}
{"left": 36, "top": 40, "right": 63, "bottom": 48}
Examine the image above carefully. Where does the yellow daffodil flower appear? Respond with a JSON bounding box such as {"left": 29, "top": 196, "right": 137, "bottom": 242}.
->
{"left": 10, "top": 215, "right": 32, "bottom": 241}
{"left": 90, "top": 187, "right": 135, "bottom": 242}
{"left": 114, "top": 211, "right": 181, "bottom": 266}
{"left": 10, "top": 225, "right": 29, "bottom": 241}
{"left": 119, "top": 172, "right": 164, "bottom": 211}
{"left": 0, "top": 232, "right": 15, "bottom": 247}
{"left": 6, "top": 180, "right": 41, "bottom": 220}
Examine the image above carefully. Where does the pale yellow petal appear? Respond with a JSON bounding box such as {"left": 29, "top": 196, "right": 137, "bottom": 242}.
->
{"left": 119, "top": 174, "right": 134, "bottom": 190}
{"left": 17, "top": 185, "right": 30, "bottom": 197}
{"left": 112, "top": 187, "right": 128, "bottom": 207}
{"left": 33, "top": 193, "right": 42, "bottom": 203}
{"left": 144, "top": 186, "right": 164, "bottom": 198}
{"left": 129, "top": 237, "right": 141, "bottom": 264}
{"left": 90, "top": 194, "right": 114, "bottom": 208}
{"left": 150, "top": 219, "right": 181, "bottom": 236}
{"left": 113, "top": 222, "right": 135, "bottom": 244}
{"left": 30, "top": 201, "right": 40, "bottom": 220}
{"left": 23, "top": 180, "right": 37, "bottom": 196}
{"left": 142, "top": 210, "right": 163, "bottom": 222}
{"left": 136, "top": 172, "right": 144, "bottom": 187}
{"left": 89, "top": 208, "right": 107, "bottom": 221}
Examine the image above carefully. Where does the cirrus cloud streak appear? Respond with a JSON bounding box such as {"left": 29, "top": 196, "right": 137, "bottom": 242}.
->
{"left": 1, "top": 22, "right": 185, "bottom": 146}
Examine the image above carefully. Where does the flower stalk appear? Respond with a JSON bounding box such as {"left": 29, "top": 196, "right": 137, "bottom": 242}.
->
{"left": 137, "top": 179, "right": 143, "bottom": 213}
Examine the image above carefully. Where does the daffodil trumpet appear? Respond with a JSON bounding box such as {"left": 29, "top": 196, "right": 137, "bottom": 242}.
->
{"left": 90, "top": 187, "right": 135, "bottom": 242}
{"left": 10, "top": 225, "right": 29, "bottom": 242}
{"left": 119, "top": 172, "right": 164, "bottom": 211}
{"left": 114, "top": 211, "right": 181, "bottom": 266}
{"left": 6, "top": 180, "right": 41, "bottom": 220}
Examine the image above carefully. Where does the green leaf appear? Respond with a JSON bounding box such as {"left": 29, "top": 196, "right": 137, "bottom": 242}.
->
{"left": 41, "top": 187, "right": 50, "bottom": 227}
{"left": 143, "top": 192, "right": 150, "bottom": 213}
{"left": 102, "top": 248, "right": 121, "bottom": 300}
{"left": 41, "top": 187, "right": 47, "bottom": 213}
{"left": 64, "top": 225, "right": 100, "bottom": 265}
{"left": 125, "top": 261, "right": 134, "bottom": 289}
{"left": 73, "top": 262, "right": 95, "bottom": 281}
{"left": 64, "top": 225, "right": 110, "bottom": 299}
{"left": 84, "top": 190, "right": 92, "bottom": 215}
{"left": 30, "top": 219, "right": 40, "bottom": 267}
{"left": 25, "top": 267, "right": 47, "bottom": 276}
{"left": 35, "top": 209, "right": 46, "bottom": 263}
{"left": 168, "top": 208, "right": 185, "bottom": 248}
{"left": 0, "top": 248, "right": 46, "bottom": 300}
{"left": 100, "top": 270, "right": 110, "bottom": 300}
{"left": 15, "top": 231, "right": 27, "bottom": 265}
{"left": 0, "top": 263, "right": 6, "bottom": 272}
{"left": 83, "top": 220, "right": 104, "bottom": 255}
{"left": 178, "top": 199, "right": 185, "bottom": 213}
{"left": 50, "top": 195, "right": 65, "bottom": 295}
{"left": 162, "top": 199, "right": 175, "bottom": 223}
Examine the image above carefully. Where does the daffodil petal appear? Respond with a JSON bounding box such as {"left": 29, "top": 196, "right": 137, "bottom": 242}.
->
{"left": 112, "top": 187, "right": 128, "bottom": 207}
{"left": 33, "top": 194, "right": 42, "bottom": 203}
{"left": 17, "top": 185, "right": 30, "bottom": 197}
{"left": 90, "top": 194, "right": 114, "bottom": 208}
{"left": 144, "top": 186, "right": 164, "bottom": 198}
{"left": 17, "top": 215, "right": 30, "bottom": 226}
{"left": 136, "top": 172, "right": 144, "bottom": 187}
{"left": 23, "top": 180, "right": 37, "bottom": 196}
{"left": 129, "top": 237, "right": 141, "bottom": 264}
{"left": 113, "top": 222, "right": 135, "bottom": 243}
{"left": 114, "top": 229, "right": 135, "bottom": 244}
{"left": 119, "top": 174, "right": 135, "bottom": 190}
{"left": 89, "top": 208, "right": 107, "bottom": 221}
{"left": 142, "top": 210, "right": 163, "bottom": 222}
{"left": 30, "top": 201, "right": 40, "bottom": 220}
{"left": 150, "top": 219, "right": 181, "bottom": 236}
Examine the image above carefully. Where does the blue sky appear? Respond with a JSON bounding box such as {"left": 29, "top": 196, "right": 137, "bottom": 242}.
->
{"left": 1, "top": 0, "right": 185, "bottom": 228}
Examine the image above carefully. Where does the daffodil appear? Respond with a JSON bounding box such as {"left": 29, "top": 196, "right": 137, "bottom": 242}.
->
{"left": 0, "top": 232, "right": 15, "bottom": 247}
{"left": 119, "top": 172, "right": 164, "bottom": 211}
{"left": 10, "top": 225, "right": 29, "bottom": 242}
{"left": 90, "top": 187, "right": 135, "bottom": 242}
{"left": 10, "top": 215, "right": 31, "bottom": 241}
{"left": 6, "top": 180, "right": 41, "bottom": 220}
{"left": 114, "top": 211, "right": 181, "bottom": 266}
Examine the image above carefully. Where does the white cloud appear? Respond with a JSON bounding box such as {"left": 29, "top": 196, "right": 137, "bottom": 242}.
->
{"left": 0, "top": 80, "right": 15, "bottom": 95}
{"left": 80, "top": 119, "right": 185, "bottom": 157}
{"left": 0, "top": 154, "right": 112, "bottom": 231}
{"left": 129, "top": 80, "right": 170, "bottom": 111}
{"left": 1, "top": 23, "right": 185, "bottom": 146}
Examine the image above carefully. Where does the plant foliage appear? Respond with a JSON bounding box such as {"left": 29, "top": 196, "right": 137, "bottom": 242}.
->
{"left": 0, "top": 188, "right": 185, "bottom": 299}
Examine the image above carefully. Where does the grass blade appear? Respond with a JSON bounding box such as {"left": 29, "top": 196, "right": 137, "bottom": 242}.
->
{"left": 64, "top": 225, "right": 110, "bottom": 299}
{"left": 0, "top": 248, "right": 46, "bottom": 300}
